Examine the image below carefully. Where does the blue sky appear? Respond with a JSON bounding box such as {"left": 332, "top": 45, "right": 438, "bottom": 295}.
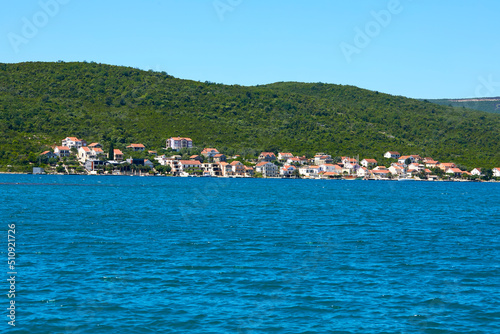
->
{"left": 1, "top": 0, "right": 498, "bottom": 99}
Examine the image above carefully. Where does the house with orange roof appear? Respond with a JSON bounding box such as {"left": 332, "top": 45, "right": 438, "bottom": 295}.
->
{"left": 218, "top": 161, "right": 233, "bottom": 176}
{"left": 91, "top": 147, "right": 105, "bottom": 156}
{"left": 360, "top": 159, "right": 377, "bottom": 167}
{"left": 78, "top": 146, "right": 95, "bottom": 162}
{"left": 230, "top": 161, "right": 245, "bottom": 176}
{"left": 167, "top": 137, "right": 193, "bottom": 151}
{"left": 258, "top": 152, "right": 276, "bottom": 162}
{"left": 286, "top": 156, "right": 308, "bottom": 165}
{"left": 471, "top": 168, "right": 482, "bottom": 176}
{"left": 201, "top": 148, "right": 220, "bottom": 158}
{"left": 438, "top": 162, "right": 456, "bottom": 171}
{"left": 424, "top": 159, "right": 439, "bottom": 168}
{"left": 111, "top": 149, "right": 123, "bottom": 161}
{"left": 213, "top": 153, "right": 226, "bottom": 162}
{"left": 384, "top": 151, "right": 400, "bottom": 159}
{"left": 446, "top": 168, "right": 463, "bottom": 178}
{"left": 62, "top": 137, "right": 86, "bottom": 149}
{"left": 280, "top": 165, "right": 297, "bottom": 177}
{"left": 40, "top": 151, "right": 58, "bottom": 159}
{"left": 190, "top": 155, "right": 203, "bottom": 162}
{"left": 88, "top": 142, "right": 102, "bottom": 149}
{"left": 178, "top": 160, "right": 201, "bottom": 172}
{"left": 319, "top": 163, "right": 342, "bottom": 173}
{"left": 278, "top": 152, "right": 294, "bottom": 161}
{"left": 389, "top": 165, "right": 405, "bottom": 176}
{"left": 256, "top": 161, "right": 278, "bottom": 177}
{"left": 148, "top": 150, "right": 157, "bottom": 156}
{"left": 244, "top": 166, "right": 254, "bottom": 177}
{"left": 357, "top": 166, "right": 371, "bottom": 178}
{"left": 54, "top": 146, "right": 71, "bottom": 157}
{"left": 298, "top": 165, "right": 320, "bottom": 178}
{"left": 493, "top": 168, "right": 500, "bottom": 177}
{"left": 126, "top": 143, "right": 145, "bottom": 151}
{"left": 314, "top": 154, "right": 333, "bottom": 165}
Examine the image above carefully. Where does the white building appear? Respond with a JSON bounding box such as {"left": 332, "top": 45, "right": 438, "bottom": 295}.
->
{"left": 255, "top": 162, "right": 278, "bottom": 177}
{"left": 167, "top": 137, "right": 193, "bottom": 151}
{"left": 62, "top": 137, "right": 85, "bottom": 149}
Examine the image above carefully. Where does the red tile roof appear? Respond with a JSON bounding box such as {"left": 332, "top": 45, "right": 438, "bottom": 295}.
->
{"left": 127, "top": 143, "right": 145, "bottom": 148}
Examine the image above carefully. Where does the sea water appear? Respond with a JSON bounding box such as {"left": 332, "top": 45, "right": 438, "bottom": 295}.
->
{"left": 1, "top": 174, "right": 499, "bottom": 333}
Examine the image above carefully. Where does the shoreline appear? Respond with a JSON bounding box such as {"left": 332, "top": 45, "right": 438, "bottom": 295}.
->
{"left": 1, "top": 172, "right": 498, "bottom": 182}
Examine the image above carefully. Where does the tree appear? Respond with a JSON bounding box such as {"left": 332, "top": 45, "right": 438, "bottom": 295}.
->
{"left": 482, "top": 168, "right": 493, "bottom": 180}
{"left": 109, "top": 142, "right": 114, "bottom": 160}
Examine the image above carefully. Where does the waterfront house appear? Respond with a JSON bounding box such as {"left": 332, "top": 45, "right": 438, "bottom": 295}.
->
{"left": 201, "top": 148, "right": 220, "bottom": 158}
{"left": 62, "top": 137, "right": 85, "bottom": 149}
{"left": 357, "top": 167, "right": 371, "bottom": 178}
{"left": 40, "top": 151, "right": 58, "bottom": 159}
{"left": 280, "top": 165, "right": 297, "bottom": 177}
{"left": 179, "top": 160, "right": 202, "bottom": 172}
{"left": 493, "top": 168, "right": 500, "bottom": 177}
{"left": 278, "top": 152, "right": 294, "bottom": 161}
{"left": 218, "top": 162, "right": 233, "bottom": 176}
{"left": 258, "top": 152, "right": 276, "bottom": 162}
{"left": 244, "top": 166, "right": 254, "bottom": 177}
{"left": 54, "top": 146, "right": 71, "bottom": 157}
{"left": 471, "top": 168, "right": 482, "bottom": 176}
{"left": 384, "top": 151, "right": 400, "bottom": 159}
{"left": 230, "top": 161, "right": 245, "bottom": 176}
{"left": 112, "top": 149, "right": 124, "bottom": 161}
{"left": 389, "top": 165, "right": 405, "bottom": 176}
{"left": 126, "top": 143, "right": 146, "bottom": 151}
{"left": 85, "top": 159, "right": 107, "bottom": 172}
{"left": 256, "top": 161, "right": 278, "bottom": 177}
{"left": 360, "top": 159, "right": 377, "bottom": 167}
{"left": 167, "top": 137, "right": 193, "bottom": 151}
{"left": 126, "top": 158, "right": 154, "bottom": 169}
{"left": 446, "top": 168, "right": 463, "bottom": 178}
{"left": 298, "top": 165, "right": 320, "bottom": 178}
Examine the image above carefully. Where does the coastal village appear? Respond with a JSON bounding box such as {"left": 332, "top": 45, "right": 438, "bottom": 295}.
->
{"left": 34, "top": 136, "right": 500, "bottom": 181}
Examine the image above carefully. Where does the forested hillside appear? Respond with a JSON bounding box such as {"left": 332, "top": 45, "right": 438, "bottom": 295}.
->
{"left": 1, "top": 61, "right": 500, "bottom": 168}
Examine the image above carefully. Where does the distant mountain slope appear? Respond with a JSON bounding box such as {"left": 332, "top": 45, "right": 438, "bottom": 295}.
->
{"left": 1, "top": 62, "right": 500, "bottom": 168}
{"left": 425, "top": 98, "right": 500, "bottom": 114}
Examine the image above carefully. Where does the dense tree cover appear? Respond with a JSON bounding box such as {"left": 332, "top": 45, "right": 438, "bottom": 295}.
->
{"left": 426, "top": 98, "right": 500, "bottom": 114}
{"left": 1, "top": 61, "right": 500, "bottom": 169}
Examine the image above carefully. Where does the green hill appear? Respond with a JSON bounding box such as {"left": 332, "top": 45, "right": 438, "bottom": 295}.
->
{"left": 425, "top": 98, "right": 500, "bottom": 114}
{"left": 1, "top": 61, "right": 500, "bottom": 169}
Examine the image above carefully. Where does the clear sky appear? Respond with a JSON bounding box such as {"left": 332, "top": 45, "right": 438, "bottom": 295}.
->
{"left": 1, "top": 0, "right": 498, "bottom": 99}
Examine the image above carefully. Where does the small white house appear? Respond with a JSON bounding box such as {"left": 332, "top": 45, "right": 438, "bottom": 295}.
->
{"left": 384, "top": 151, "right": 400, "bottom": 159}
{"left": 360, "top": 159, "right": 377, "bottom": 167}
{"left": 493, "top": 168, "right": 500, "bottom": 177}
{"left": 470, "top": 168, "right": 482, "bottom": 176}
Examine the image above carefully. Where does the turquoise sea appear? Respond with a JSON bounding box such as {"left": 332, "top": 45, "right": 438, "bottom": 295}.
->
{"left": 1, "top": 174, "right": 499, "bottom": 333}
